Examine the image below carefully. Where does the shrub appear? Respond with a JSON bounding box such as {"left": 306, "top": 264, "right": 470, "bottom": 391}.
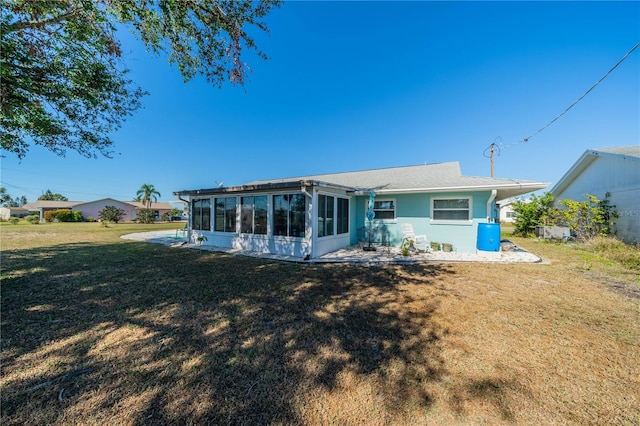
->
{"left": 98, "top": 206, "right": 126, "bottom": 223}
{"left": 86, "top": 216, "right": 95, "bottom": 222}
{"left": 9, "top": 216, "right": 19, "bottom": 224}
{"left": 136, "top": 208, "right": 157, "bottom": 224}
{"left": 554, "top": 193, "right": 618, "bottom": 241}
{"left": 43, "top": 209, "right": 83, "bottom": 222}
{"left": 512, "top": 192, "right": 554, "bottom": 237}
{"left": 25, "top": 214, "right": 40, "bottom": 224}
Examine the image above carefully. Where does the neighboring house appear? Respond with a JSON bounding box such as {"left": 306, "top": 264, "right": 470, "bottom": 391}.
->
{"left": 73, "top": 198, "right": 172, "bottom": 222}
{"left": 550, "top": 146, "right": 640, "bottom": 244}
{"left": 21, "top": 200, "right": 83, "bottom": 222}
{"left": 0, "top": 206, "right": 29, "bottom": 220}
{"left": 174, "top": 162, "right": 548, "bottom": 258}
{"left": 497, "top": 201, "right": 516, "bottom": 223}
{"left": 21, "top": 199, "right": 173, "bottom": 222}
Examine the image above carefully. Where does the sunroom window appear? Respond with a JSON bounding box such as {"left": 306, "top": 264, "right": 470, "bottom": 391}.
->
{"left": 192, "top": 199, "right": 211, "bottom": 231}
{"left": 241, "top": 195, "right": 267, "bottom": 235}
{"left": 273, "top": 194, "right": 306, "bottom": 237}
{"left": 319, "top": 195, "right": 349, "bottom": 237}
{"left": 214, "top": 197, "right": 237, "bottom": 232}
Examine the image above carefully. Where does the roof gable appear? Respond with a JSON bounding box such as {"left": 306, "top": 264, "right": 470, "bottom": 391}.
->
{"left": 551, "top": 145, "right": 640, "bottom": 195}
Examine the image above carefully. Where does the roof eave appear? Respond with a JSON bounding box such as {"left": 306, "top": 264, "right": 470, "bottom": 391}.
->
{"left": 367, "top": 182, "right": 549, "bottom": 196}
{"left": 173, "top": 180, "right": 353, "bottom": 197}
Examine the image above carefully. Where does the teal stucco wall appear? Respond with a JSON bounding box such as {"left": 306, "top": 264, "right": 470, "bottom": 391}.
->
{"left": 351, "top": 191, "right": 497, "bottom": 253}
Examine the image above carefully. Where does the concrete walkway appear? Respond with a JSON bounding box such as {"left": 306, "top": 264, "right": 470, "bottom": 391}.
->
{"left": 121, "top": 231, "right": 543, "bottom": 265}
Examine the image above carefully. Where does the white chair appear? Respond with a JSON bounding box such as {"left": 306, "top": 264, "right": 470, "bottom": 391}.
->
{"left": 401, "top": 223, "right": 429, "bottom": 252}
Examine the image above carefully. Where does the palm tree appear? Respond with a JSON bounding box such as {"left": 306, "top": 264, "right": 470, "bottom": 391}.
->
{"left": 136, "top": 184, "right": 161, "bottom": 209}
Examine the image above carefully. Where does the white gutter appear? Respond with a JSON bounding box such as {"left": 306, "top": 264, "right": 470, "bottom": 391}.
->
{"left": 368, "top": 182, "right": 550, "bottom": 195}
{"left": 486, "top": 189, "right": 497, "bottom": 222}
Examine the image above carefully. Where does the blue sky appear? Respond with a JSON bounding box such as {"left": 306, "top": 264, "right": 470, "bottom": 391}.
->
{"left": 2, "top": 1, "right": 639, "bottom": 204}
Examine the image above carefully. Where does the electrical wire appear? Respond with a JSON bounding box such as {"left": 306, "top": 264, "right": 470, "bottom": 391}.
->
{"left": 501, "top": 40, "right": 640, "bottom": 149}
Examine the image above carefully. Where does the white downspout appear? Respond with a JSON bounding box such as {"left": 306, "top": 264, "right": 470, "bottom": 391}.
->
{"left": 301, "top": 186, "right": 313, "bottom": 260}
{"left": 300, "top": 186, "right": 312, "bottom": 199}
{"left": 487, "top": 190, "right": 497, "bottom": 223}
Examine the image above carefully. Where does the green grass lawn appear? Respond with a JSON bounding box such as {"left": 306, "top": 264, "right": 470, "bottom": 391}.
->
{"left": 1, "top": 222, "right": 639, "bottom": 425}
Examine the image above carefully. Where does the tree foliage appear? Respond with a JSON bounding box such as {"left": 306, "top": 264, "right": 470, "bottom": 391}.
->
{"left": 38, "top": 189, "right": 69, "bottom": 201}
{"left": 512, "top": 192, "right": 619, "bottom": 241}
{"left": 135, "top": 208, "right": 157, "bottom": 224}
{"left": 98, "top": 205, "right": 125, "bottom": 223}
{"left": 1, "top": 0, "right": 281, "bottom": 159}
{"left": 511, "top": 192, "right": 554, "bottom": 237}
{"left": 553, "top": 193, "right": 618, "bottom": 241}
{"left": 135, "top": 183, "right": 161, "bottom": 208}
{"left": 43, "top": 208, "right": 83, "bottom": 222}
{"left": 0, "top": 187, "right": 27, "bottom": 207}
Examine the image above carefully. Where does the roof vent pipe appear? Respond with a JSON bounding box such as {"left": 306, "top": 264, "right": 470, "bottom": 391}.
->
{"left": 487, "top": 190, "right": 497, "bottom": 222}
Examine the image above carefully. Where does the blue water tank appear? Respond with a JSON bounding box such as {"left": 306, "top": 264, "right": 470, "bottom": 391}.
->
{"left": 477, "top": 223, "right": 501, "bottom": 252}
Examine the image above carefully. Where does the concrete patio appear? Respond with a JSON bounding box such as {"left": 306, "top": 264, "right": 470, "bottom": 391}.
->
{"left": 121, "top": 231, "right": 543, "bottom": 265}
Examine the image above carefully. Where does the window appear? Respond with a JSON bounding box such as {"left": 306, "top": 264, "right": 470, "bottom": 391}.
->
{"left": 319, "top": 195, "right": 349, "bottom": 237}
{"left": 241, "top": 195, "right": 267, "bottom": 234}
{"left": 368, "top": 199, "right": 395, "bottom": 221}
{"left": 318, "top": 194, "right": 334, "bottom": 237}
{"left": 192, "top": 199, "right": 211, "bottom": 231}
{"left": 214, "top": 197, "right": 237, "bottom": 232}
{"left": 337, "top": 197, "right": 349, "bottom": 234}
{"left": 506, "top": 211, "right": 515, "bottom": 219}
{"left": 273, "top": 194, "right": 306, "bottom": 237}
{"left": 432, "top": 198, "right": 471, "bottom": 221}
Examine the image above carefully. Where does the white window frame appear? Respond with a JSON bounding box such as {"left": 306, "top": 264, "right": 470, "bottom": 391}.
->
{"left": 366, "top": 198, "right": 397, "bottom": 223}
{"left": 430, "top": 196, "right": 473, "bottom": 225}
{"left": 318, "top": 193, "right": 350, "bottom": 238}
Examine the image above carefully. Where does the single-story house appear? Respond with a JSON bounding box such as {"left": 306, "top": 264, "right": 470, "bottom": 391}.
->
{"left": 21, "top": 199, "right": 173, "bottom": 222}
{"left": 0, "top": 206, "right": 29, "bottom": 220}
{"left": 174, "top": 162, "right": 548, "bottom": 258}
{"left": 550, "top": 146, "right": 640, "bottom": 244}
{"left": 497, "top": 200, "right": 516, "bottom": 223}
{"left": 21, "top": 200, "right": 83, "bottom": 221}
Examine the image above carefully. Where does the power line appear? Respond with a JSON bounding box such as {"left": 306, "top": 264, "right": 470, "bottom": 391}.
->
{"left": 501, "top": 40, "right": 640, "bottom": 149}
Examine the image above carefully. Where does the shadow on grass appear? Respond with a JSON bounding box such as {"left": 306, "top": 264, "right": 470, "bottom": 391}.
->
{"left": 2, "top": 241, "right": 457, "bottom": 424}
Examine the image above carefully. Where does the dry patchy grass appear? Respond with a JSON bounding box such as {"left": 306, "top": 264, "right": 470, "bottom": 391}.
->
{"left": 1, "top": 224, "right": 639, "bottom": 425}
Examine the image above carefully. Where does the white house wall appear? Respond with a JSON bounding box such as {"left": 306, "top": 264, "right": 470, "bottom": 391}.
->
{"left": 190, "top": 191, "right": 315, "bottom": 258}
{"left": 554, "top": 155, "right": 640, "bottom": 244}
{"left": 312, "top": 188, "right": 352, "bottom": 258}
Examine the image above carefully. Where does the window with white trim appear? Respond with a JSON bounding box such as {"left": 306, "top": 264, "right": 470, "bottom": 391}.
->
{"left": 337, "top": 197, "right": 349, "bottom": 234}
{"left": 241, "top": 195, "right": 267, "bottom": 234}
{"left": 432, "top": 197, "right": 471, "bottom": 221}
{"left": 192, "top": 199, "right": 211, "bottom": 231}
{"left": 214, "top": 197, "right": 237, "bottom": 232}
{"left": 367, "top": 199, "right": 396, "bottom": 221}
{"left": 273, "top": 194, "right": 306, "bottom": 237}
{"left": 318, "top": 195, "right": 349, "bottom": 237}
{"left": 318, "top": 194, "right": 334, "bottom": 237}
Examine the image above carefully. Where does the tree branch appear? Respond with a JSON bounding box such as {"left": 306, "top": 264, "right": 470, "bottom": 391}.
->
{"left": 6, "top": 8, "right": 83, "bottom": 33}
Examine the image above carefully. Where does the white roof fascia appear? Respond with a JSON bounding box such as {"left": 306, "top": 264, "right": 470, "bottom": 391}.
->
{"left": 550, "top": 147, "right": 640, "bottom": 195}
{"left": 371, "top": 182, "right": 550, "bottom": 195}
{"left": 550, "top": 150, "right": 598, "bottom": 195}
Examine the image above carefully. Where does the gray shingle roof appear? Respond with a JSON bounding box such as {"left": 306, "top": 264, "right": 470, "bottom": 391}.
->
{"left": 246, "top": 161, "right": 544, "bottom": 194}
{"left": 594, "top": 146, "right": 640, "bottom": 158}
{"left": 176, "top": 161, "right": 548, "bottom": 200}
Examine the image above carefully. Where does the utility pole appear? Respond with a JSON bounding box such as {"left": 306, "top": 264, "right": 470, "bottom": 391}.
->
{"left": 490, "top": 143, "right": 494, "bottom": 178}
